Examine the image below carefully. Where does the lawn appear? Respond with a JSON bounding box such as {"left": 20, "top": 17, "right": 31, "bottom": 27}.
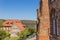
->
{"left": 4, "top": 37, "right": 19, "bottom": 40}
{"left": 9, "top": 37, "right": 19, "bottom": 40}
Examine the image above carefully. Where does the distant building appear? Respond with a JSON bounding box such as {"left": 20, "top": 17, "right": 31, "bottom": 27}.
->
{"left": 2, "top": 20, "right": 25, "bottom": 37}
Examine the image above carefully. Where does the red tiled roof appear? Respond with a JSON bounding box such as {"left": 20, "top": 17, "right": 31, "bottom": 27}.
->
{"left": 3, "top": 20, "right": 25, "bottom": 30}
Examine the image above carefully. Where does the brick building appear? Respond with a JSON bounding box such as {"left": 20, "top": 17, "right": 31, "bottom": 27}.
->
{"left": 37, "top": 0, "right": 60, "bottom": 40}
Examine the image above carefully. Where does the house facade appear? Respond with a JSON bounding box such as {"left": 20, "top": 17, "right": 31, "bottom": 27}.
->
{"left": 37, "top": 0, "right": 60, "bottom": 40}
{"left": 2, "top": 20, "right": 25, "bottom": 37}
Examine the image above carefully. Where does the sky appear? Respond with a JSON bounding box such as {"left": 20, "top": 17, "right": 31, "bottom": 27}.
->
{"left": 0, "top": 0, "right": 40, "bottom": 20}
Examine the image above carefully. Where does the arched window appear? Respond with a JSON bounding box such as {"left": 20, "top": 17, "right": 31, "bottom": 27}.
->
{"left": 50, "top": 8, "right": 59, "bottom": 37}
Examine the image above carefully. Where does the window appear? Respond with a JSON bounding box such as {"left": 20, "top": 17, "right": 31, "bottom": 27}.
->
{"left": 10, "top": 22, "right": 13, "bottom": 24}
{"left": 12, "top": 25, "right": 18, "bottom": 29}
{"left": 6, "top": 27, "right": 9, "bottom": 30}
{"left": 3, "top": 27, "right": 6, "bottom": 30}
{"left": 50, "top": 0, "right": 55, "bottom": 2}
{"left": 6, "top": 22, "right": 9, "bottom": 24}
{"left": 50, "top": 8, "right": 59, "bottom": 37}
{"left": 53, "top": 19, "right": 55, "bottom": 34}
{"left": 55, "top": 17, "right": 59, "bottom": 36}
{"left": 8, "top": 27, "right": 11, "bottom": 30}
{"left": 53, "top": 16, "right": 59, "bottom": 36}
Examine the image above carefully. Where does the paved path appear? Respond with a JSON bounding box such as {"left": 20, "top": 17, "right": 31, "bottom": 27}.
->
{"left": 26, "top": 36, "right": 36, "bottom": 40}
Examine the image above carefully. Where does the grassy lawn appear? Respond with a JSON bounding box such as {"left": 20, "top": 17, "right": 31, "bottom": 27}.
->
{"left": 9, "top": 37, "right": 19, "bottom": 40}
{"left": 4, "top": 37, "right": 19, "bottom": 40}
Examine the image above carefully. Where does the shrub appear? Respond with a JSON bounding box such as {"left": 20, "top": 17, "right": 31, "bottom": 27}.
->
{"left": 0, "top": 30, "right": 10, "bottom": 40}
{"left": 17, "top": 28, "right": 36, "bottom": 40}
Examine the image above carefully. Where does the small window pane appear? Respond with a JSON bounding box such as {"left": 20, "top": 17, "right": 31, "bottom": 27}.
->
{"left": 51, "top": 0, "right": 55, "bottom": 2}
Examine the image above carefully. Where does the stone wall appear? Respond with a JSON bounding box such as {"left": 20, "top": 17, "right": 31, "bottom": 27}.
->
{"left": 38, "top": 0, "right": 60, "bottom": 40}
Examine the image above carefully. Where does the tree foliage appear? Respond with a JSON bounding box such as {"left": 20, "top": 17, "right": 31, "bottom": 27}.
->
{"left": 0, "top": 21, "right": 3, "bottom": 28}
{"left": 0, "top": 30, "right": 10, "bottom": 40}
{"left": 17, "top": 28, "right": 36, "bottom": 40}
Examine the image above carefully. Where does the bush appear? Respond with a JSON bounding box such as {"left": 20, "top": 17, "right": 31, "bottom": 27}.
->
{"left": 0, "top": 21, "right": 3, "bottom": 28}
{"left": 17, "top": 28, "right": 36, "bottom": 40}
{"left": 0, "top": 30, "right": 10, "bottom": 40}
{"left": 9, "top": 37, "right": 18, "bottom": 40}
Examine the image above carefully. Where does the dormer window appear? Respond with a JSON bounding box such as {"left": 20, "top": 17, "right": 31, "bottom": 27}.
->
{"left": 10, "top": 22, "right": 13, "bottom": 24}
{"left": 6, "top": 22, "right": 9, "bottom": 24}
{"left": 16, "top": 21, "right": 20, "bottom": 23}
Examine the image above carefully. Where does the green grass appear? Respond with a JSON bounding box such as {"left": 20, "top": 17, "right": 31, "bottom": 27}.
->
{"left": 9, "top": 37, "right": 18, "bottom": 40}
{"left": 4, "top": 37, "right": 19, "bottom": 40}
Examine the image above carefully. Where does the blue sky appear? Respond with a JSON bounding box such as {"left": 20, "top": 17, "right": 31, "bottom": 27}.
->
{"left": 0, "top": 0, "right": 40, "bottom": 20}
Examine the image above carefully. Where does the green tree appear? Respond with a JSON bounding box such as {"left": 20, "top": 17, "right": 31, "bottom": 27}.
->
{"left": 0, "top": 21, "right": 3, "bottom": 28}
{"left": 0, "top": 30, "right": 10, "bottom": 40}
{"left": 17, "top": 28, "right": 36, "bottom": 40}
